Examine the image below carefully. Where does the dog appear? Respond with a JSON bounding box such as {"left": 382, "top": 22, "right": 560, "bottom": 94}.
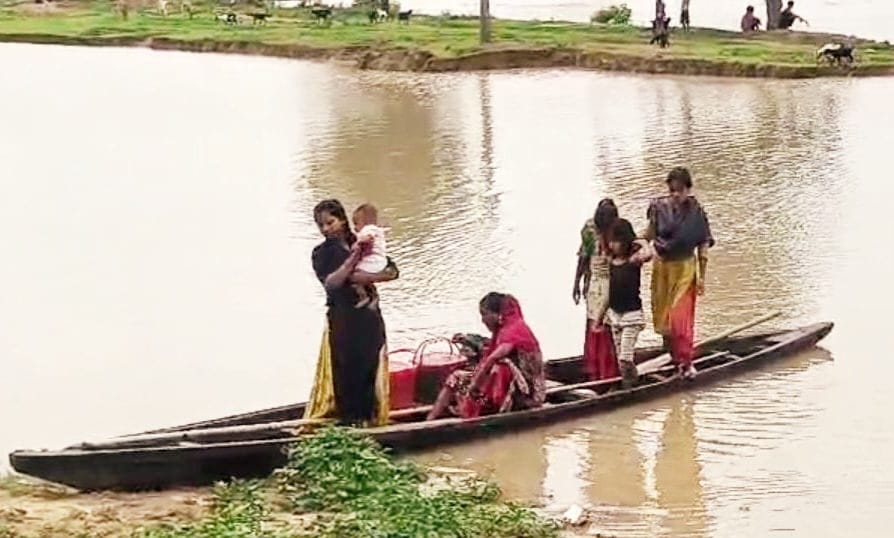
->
{"left": 250, "top": 12, "right": 269, "bottom": 24}
{"left": 817, "top": 43, "right": 855, "bottom": 65}
{"left": 217, "top": 12, "right": 238, "bottom": 24}
{"left": 397, "top": 9, "right": 411, "bottom": 23}
{"left": 311, "top": 7, "right": 331, "bottom": 22}
{"left": 368, "top": 8, "right": 387, "bottom": 23}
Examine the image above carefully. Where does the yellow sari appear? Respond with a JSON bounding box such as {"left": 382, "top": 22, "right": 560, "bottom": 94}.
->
{"left": 304, "top": 321, "right": 390, "bottom": 427}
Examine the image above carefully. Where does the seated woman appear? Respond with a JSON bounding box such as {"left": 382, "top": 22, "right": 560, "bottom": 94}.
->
{"left": 426, "top": 293, "right": 546, "bottom": 420}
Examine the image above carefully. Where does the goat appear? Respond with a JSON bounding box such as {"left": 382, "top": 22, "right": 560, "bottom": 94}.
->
{"left": 217, "top": 12, "right": 238, "bottom": 24}
{"left": 311, "top": 7, "right": 332, "bottom": 22}
{"left": 250, "top": 12, "right": 269, "bottom": 24}
{"left": 816, "top": 43, "right": 855, "bottom": 66}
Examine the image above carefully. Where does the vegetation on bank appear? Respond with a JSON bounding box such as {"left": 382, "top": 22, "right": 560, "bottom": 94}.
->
{"left": 590, "top": 4, "right": 632, "bottom": 26}
{"left": 2, "top": 0, "right": 894, "bottom": 74}
{"left": 1, "top": 427, "right": 559, "bottom": 538}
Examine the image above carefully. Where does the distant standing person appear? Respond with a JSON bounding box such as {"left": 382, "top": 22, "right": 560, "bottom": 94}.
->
{"left": 741, "top": 5, "right": 761, "bottom": 32}
{"left": 650, "top": 0, "right": 671, "bottom": 47}
{"left": 779, "top": 1, "right": 808, "bottom": 29}
{"left": 680, "top": 0, "right": 690, "bottom": 31}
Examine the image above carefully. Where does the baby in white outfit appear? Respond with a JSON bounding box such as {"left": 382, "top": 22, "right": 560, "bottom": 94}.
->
{"left": 352, "top": 203, "right": 388, "bottom": 308}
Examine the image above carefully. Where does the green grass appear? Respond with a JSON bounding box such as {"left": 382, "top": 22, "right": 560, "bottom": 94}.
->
{"left": 135, "top": 427, "right": 558, "bottom": 538}
{"left": 274, "top": 427, "right": 558, "bottom": 538}
{"left": 2, "top": 0, "right": 893, "bottom": 69}
{"left": 136, "top": 480, "right": 290, "bottom": 538}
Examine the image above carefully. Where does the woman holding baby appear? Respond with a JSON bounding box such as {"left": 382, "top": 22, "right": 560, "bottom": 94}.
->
{"left": 304, "top": 199, "right": 397, "bottom": 427}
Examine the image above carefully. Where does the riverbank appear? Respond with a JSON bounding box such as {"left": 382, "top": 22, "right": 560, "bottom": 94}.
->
{"left": 2, "top": 1, "right": 893, "bottom": 77}
{"left": 0, "top": 485, "right": 596, "bottom": 537}
{"left": 1, "top": 428, "right": 600, "bottom": 538}
{"left": 0, "top": 475, "right": 211, "bottom": 537}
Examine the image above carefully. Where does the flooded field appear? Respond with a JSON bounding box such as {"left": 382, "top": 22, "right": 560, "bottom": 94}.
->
{"left": 1, "top": 42, "right": 893, "bottom": 536}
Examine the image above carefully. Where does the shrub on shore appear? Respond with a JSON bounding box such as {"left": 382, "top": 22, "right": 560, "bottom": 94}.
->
{"left": 591, "top": 3, "right": 632, "bottom": 25}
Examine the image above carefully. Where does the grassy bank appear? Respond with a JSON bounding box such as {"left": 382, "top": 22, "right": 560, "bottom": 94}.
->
{"left": 0, "top": 427, "right": 563, "bottom": 538}
{"left": 2, "top": 0, "right": 894, "bottom": 77}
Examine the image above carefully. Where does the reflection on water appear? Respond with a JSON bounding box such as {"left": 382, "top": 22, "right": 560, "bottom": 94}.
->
{"left": 419, "top": 350, "right": 834, "bottom": 538}
{"left": 3, "top": 44, "right": 894, "bottom": 536}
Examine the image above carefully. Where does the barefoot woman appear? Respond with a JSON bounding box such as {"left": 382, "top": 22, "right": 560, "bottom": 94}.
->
{"left": 304, "top": 199, "right": 399, "bottom": 426}
{"left": 573, "top": 198, "right": 621, "bottom": 382}
{"left": 642, "top": 167, "right": 714, "bottom": 379}
{"left": 427, "top": 293, "right": 545, "bottom": 420}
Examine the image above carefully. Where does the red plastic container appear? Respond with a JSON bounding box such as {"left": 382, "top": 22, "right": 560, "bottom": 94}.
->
{"left": 413, "top": 338, "right": 469, "bottom": 404}
{"left": 388, "top": 348, "right": 418, "bottom": 410}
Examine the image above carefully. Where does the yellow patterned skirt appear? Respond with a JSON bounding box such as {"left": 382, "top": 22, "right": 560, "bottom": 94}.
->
{"left": 304, "top": 316, "right": 390, "bottom": 427}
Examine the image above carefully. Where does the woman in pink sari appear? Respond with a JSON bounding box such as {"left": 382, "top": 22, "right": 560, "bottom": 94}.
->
{"left": 426, "top": 293, "right": 546, "bottom": 420}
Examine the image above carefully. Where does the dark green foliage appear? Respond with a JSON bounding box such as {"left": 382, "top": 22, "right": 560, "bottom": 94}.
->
{"left": 137, "top": 427, "right": 557, "bottom": 538}
{"left": 275, "top": 426, "right": 559, "bottom": 538}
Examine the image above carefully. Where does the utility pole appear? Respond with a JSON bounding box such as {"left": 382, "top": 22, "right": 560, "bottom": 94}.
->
{"left": 479, "top": 0, "right": 491, "bottom": 44}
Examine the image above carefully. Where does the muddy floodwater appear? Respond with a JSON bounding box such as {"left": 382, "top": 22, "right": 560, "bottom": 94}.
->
{"left": 1, "top": 42, "right": 893, "bottom": 537}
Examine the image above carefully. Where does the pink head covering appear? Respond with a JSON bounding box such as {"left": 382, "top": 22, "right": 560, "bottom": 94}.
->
{"left": 490, "top": 294, "right": 540, "bottom": 354}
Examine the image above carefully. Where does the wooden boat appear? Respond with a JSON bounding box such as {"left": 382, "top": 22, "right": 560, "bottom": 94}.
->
{"left": 9, "top": 321, "right": 832, "bottom": 491}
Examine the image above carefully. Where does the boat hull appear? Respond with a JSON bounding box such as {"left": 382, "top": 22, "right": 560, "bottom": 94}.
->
{"left": 9, "top": 322, "right": 833, "bottom": 491}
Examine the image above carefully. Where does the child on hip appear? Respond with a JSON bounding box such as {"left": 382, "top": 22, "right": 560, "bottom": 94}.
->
{"left": 351, "top": 203, "right": 389, "bottom": 309}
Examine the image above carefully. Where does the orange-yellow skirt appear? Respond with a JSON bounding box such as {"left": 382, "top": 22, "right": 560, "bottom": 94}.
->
{"left": 651, "top": 255, "right": 699, "bottom": 368}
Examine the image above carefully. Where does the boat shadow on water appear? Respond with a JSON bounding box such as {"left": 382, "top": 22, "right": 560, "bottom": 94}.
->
{"left": 8, "top": 322, "right": 833, "bottom": 492}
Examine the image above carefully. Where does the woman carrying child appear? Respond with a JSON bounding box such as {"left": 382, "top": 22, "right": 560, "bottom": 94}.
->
{"left": 305, "top": 199, "right": 399, "bottom": 427}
